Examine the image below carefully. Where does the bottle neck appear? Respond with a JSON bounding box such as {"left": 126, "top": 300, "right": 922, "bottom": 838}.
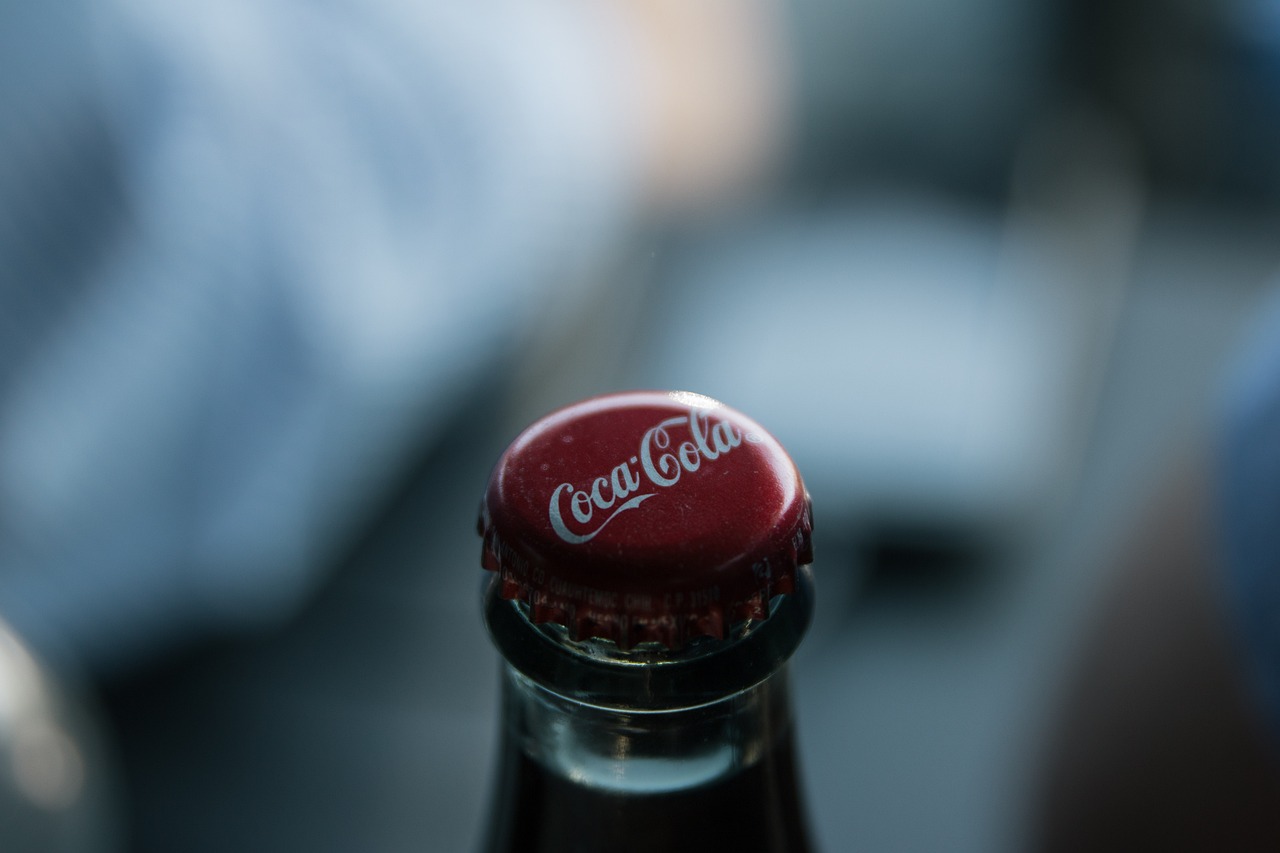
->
{"left": 505, "top": 657, "right": 801, "bottom": 789}
{"left": 482, "top": 565, "right": 814, "bottom": 711}
{"left": 481, "top": 567, "right": 815, "bottom": 853}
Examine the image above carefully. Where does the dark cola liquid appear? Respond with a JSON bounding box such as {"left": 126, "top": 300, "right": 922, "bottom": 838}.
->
{"left": 482, "top": 732, "right": 812, "bottom": 853}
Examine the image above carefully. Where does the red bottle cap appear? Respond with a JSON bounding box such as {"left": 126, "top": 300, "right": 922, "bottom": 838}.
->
{"left": 478, "top": 391, "right": 813, "bottom": 649}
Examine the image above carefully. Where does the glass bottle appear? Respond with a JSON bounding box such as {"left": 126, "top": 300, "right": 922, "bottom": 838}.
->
{"left": 475, "top": 391, "right": 816, "bottom": 853}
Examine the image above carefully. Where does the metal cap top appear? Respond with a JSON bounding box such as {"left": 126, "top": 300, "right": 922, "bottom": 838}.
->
{"left": 478, "top": 391, "right": 813, "bottom": 649}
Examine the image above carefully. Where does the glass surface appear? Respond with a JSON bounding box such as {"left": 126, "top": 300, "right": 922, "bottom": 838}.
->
{"left": 480, "top": 568, "right": 815, "bottom": 853}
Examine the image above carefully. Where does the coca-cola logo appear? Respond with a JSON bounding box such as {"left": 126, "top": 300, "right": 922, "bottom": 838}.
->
{"left": 548, "top": 407, "right": 758, "bottom": 544}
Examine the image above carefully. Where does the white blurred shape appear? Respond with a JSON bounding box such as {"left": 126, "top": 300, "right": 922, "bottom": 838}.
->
{"left": 0, "top": 620, "right": 118, "bottom": 852}
{"left": 13, "top": 721, "right": 87, "bottom": 812}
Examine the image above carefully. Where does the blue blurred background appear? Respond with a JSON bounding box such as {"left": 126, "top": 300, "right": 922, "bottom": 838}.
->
{"left": 3, "top": 0, "right": 1280, "bottom": 850}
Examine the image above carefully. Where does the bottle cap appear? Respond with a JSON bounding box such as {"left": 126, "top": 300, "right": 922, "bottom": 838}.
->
{"left": 478, "top": 391, "right": 813, "bottom": 649}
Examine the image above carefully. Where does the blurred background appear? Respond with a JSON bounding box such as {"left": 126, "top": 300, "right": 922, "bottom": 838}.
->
{"left": 3, "top": 0, "right": 1280, "bottom": 850}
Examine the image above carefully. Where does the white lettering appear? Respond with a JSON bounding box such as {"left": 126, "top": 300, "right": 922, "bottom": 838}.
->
{"left": 547, "top": 407, "right": 751, "bottom": 544}
{"left": 640, "top": 417, "right": 685, "bottom": 487}
{"left": 678, "top": 441, "right": 701, "bottom": 472}
{"left": 611, "top": 462, "right": 640, "bottom": 500}
{"left": 571, "top": 490, "right": 593, "bottom": 523}
{"left": 590, "top": 476, "right": 614, "bottom": 509}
